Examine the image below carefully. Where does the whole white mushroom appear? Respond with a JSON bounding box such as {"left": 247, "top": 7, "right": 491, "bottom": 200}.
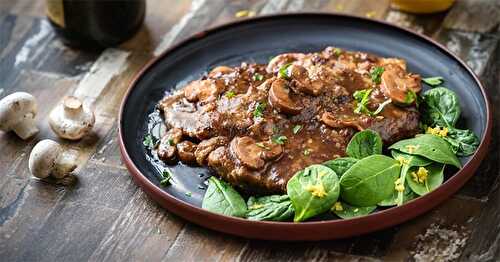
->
{"left": 29, "top": 139, "right": 78, "bottom": 179}
{"left": 0, "top": 92, "right": 39, "bottom": 139}
{"left": 49, "top": 96, "right": 95, "bottom": 140}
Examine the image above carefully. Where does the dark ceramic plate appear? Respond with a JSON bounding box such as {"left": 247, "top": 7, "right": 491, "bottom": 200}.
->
{"left": 119, "top": 13, "right": 491, "bottom": 240}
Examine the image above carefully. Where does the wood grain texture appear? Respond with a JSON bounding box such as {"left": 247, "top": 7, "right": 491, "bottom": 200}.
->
{"left": 0, "top": 0, "right": 500, "bottom": 261}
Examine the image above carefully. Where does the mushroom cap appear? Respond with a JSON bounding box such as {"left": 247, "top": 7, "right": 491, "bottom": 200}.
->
{"left": 29, "top": 139, "right": 62, "bottom": 179}
{"left": 230, "top": 136, "right": 265, "bottom": 170}
{"left": 268, "top": 78, "right": 303, "bottom": 115}
{"left": 0, "top": 92, "right": 37, "bottom": 131}
{"left": 49, "top": 96, "right": 95, "bottom": 140}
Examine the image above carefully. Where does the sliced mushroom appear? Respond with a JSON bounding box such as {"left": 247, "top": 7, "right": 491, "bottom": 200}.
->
{"left": 0, "top": 92, "right": 38, "bottom": 139}
{"left": 157, "top": 128, "right": 183, "bottom": 161}
{"left": 208, "top": 66, "right": 234, "bottom": 77}
{"left": 230, "top": 136, "right": 265, "bottom": 170}
{"left": 288, "top": 65, "right": 322, "bottom": 96}
{"left": 266, "top": 53, "right": 305, "bottom": 73}
{"left": 321, "top": 112, "right": 366, "bottom": 131}
{"left": 195, "top": 136, "right": 229, "bottom": 165}
{"left": 183, "top": 80, "right": 222, "bottom": 102}
{"left": 380, "top": 64, "right": 421, "bottom": 104}
{"left": 176, "top": 141, "right": 197, "bottom": 164}
{"left": 268, "top": 78, "right": 303, "bottom": 115}
{"left": 257, "top": 140, "right": 283, "bottom": 161}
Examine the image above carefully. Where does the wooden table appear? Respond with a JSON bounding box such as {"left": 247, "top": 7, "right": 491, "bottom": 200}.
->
{"left": 0, "top": 0, "right": 499, "bottom": 261}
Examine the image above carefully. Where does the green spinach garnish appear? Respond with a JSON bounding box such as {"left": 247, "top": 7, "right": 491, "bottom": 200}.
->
{"left": 202, "top": 177, "right": 247, "bottom": 217}
{"left": 370, "top": 66, "right": 385, "bottom": 84}
{"left": 246, "top": 195, "right": 294, "bottom": 221}
{"left": 388, "top": 150, "right": 432, "bottom": 205}
{"left": 422, "top": 76, "right": 444, "bottom": 87}
{"left": 443, "top": 127, "right": 479, "bottom": 157}
{"left": 346, "top": 129, "right": 383, "bottom": 159}
{"left": 323, "top": 157, "right": 358, "bottom": 177}
{"left": 406, "top": 163, "right": 444, "bottom": 196}
{"left": 340, "top": 155, "right": 400, "bottom": 207}
{"left": 287, "top": 165, "right": 340, "bottom": 222}
{"left": 389, "top": 134, "right": 461, "bottom": 168}
{"left": 332, "top": 201, "right": 376, "bottom": 219}
{"left": 422, "top": 87, "right": 461, "bottom": 127}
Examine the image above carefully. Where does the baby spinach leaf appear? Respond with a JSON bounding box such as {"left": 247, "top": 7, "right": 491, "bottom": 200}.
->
{"left": 340, "top": 155, "right": 400, "bottom": 207}
{"left": 246, "top": 195, "right": 294, "bottom": 221}
{"left": 323, "top": 157, "right": 358, "bottom": 177}
{"left": 422, "top": 76, "right": 444, "bottom": 87}
{"left": 389, "top": 151, "right": 432, "bottom": 205}
{"left": 332, "top": 201, "right": 376, "bottom": 219}
{"left": 421, "top": 87, "right": 461, "bottom": 127}
{"left": 391, "top": 150, "right": 433, "bottom": 167}
{"left": 444, "top": 127, "right": 479, "bottom": 157}
{"left": 202, "top": 177, "right": 247, "bottom": 217}
{"left": 406, "top": 163, "right": 445, "bottom": 196}
{"left": 389, "top": 134, "right": 461, "bottom": 168}
{"left": 378, "top": 180, "right": 417, "bottom": 206}
{"left": 346, "top": 129, "right": 383, "bottom": 159}
{"left": 287, "top": 165, "right": 340, "bottom": 222}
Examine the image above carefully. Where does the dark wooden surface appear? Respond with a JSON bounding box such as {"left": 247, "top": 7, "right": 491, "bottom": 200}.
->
{"left": 0, "top": 0, "right": 499, "bottom": 261}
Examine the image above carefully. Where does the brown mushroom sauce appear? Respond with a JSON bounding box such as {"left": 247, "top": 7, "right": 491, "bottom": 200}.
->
{"left": 156, "top": 47, "right": 421, "bottom": 194}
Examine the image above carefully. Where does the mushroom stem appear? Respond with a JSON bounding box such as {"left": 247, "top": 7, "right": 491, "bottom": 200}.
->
{"left": 12, "top": 114, "right": 38, "bottom": 139}
{"left": 62, "top": 96, "right": 83, "bottom": 116}
{"left": 52, "top": 149, "right": 78, "bottom": 179}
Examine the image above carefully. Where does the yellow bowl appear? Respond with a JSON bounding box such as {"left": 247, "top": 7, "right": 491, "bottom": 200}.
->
{"left": 391, "top": 0, "right": 455, "bottom": 14}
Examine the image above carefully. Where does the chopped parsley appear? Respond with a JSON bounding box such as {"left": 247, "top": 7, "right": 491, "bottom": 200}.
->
{"left": 168, "top": 138, "right": 175, "bottom": 146}
{"left": 422, "top": 76, "right": 443, "bottom": 87}
{"left": 225, "top": 90, "right": 236, "bottom": 98}
{"left": 143, "top": 134, "right": 156, "bottom": 149}
{"left": 185, "top": 192, "right": 192, "bottom": 197}
{"left": 253, "top": 102, "right": 266, "bottom": 118}
{"left": 272, "top": 126, "right": 280, "bottom": 134}
{"left": 160, "top": 170, "right": 172, "bottom": 186}
{"left": 272, "top": 135, "right": 288, "bottom": 145}
{"left": 255, "top": 142, "right": 270, "bottom": 150}
{"left": 353, "top": 89, "right": 373, "bottom": 115}
{"left": 253, "top": 73, "right": 264, "bottom": 81}
{"left": 333, "top": 48, "right": 342, "bottom": 56}
{"left": 292, "top": 125, "right": 303, "bottom": 134}
{"left": 303, "top": 148, "right": 311, "bottom": 156}
{"left": 353, "top": 88, "right": 391, "bottom": 116}
{"left": 404, "top": 90, "right": 417, "bottom": 104}
{"left": 370, "top": 66, "right": 385, "bottom": 84}
{"left": 278, "top": 63, "right": 292, "bottom": 79}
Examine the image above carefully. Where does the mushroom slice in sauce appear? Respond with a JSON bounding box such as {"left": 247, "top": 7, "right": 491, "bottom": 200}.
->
{"left": 321, "top": 112, "right": 366, "bottom": 131}
{"left": 176, "top": 141, "right": 197, "bottom": 164}
{"left": 230, "top": 136, "right": 266, "bottom": 170}
{"left": 380, "top": 64, "right": 421, "bottom": 104}
{"left": 195, "top": 136, "right": 229, "bottom": 165}
{"left": 268, "top": 78, "right": 303, "bottom": 115}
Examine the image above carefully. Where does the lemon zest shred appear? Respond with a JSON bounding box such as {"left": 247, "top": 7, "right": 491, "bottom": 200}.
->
{"left": 411, "top": 167, "right": 429, "bottom": 184}
{"left": 306, "top": 183, "right": 327, "bottom": 198}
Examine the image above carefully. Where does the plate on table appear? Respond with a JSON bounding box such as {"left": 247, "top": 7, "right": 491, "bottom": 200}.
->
{"left": 118, "top": 13, "right": 491, "bottom": 240}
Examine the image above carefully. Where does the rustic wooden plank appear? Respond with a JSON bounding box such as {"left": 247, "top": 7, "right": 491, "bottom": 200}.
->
{"left": 163, "top": 224, "right": 246, "bottom": 261}
{"left": 443, "top": 0, "right": 500, "bottom": 33}
{"left": 323, "top": 0, "right": 391, "bottom": 19}
{"left": 383, "top": 196, "right": 482, "bottom": 261}
{"left": 88, "top": 189, "right": 185, "bottom": 261}
{"left": 6, "top": 163, "right": 137, "bottom": 262}
{"left": 459, "top": 36, "right": 500, "bottom": 261}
